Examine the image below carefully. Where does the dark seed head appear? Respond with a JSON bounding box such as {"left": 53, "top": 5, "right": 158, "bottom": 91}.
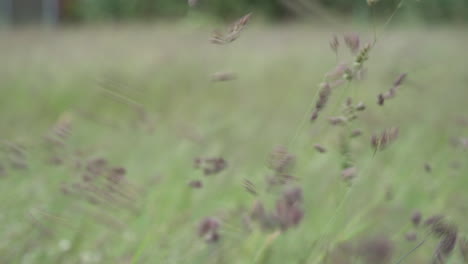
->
{"left": 344, "top": 33, "right": 360, "bottom": 54}
{"left": 243, "top": 179, "right": 257, "bottom": 196}
{"left": 268, "top": 146, "right": 295, "bottom": 174}
{"left": 341, "top": 167, "right": 357, "bottom": 182}
{"left": 434, "top": 230, "right": 457, "bottom": 264}
{"left": 87, "top": 158, "right": 108, "bottom": 175}
{"left": 424, "top": 163, "right": 432, "bottom": 173}
{"left": 283, "top": 186, "right": 303, "bottom": 206}
{"left": 314, "top": 144, "right": 327, "bottom": 153}
{"left": 371, "top": 128, "right": 399, "bottom": 152}
{"left": 328, "top": 116, "right": 347, "bottom": 125}
{"left": 355, "top": 102, "right": 366, "bottom": 111}
{"left": 329, "top": 34, "right": 339, "bottom": 53}
{"left": 378, "top": 94, "right": 385, "bottom": 105}
{"left": 188, "top": 180, "right": 203, "bottom": 188}
{"left": 393, "top": 73, "right": 407, "bottom": 87}
{"left": 351, "top": 129, "right": 363, "bottom": 138}
{"left": 411, "top": 211, "right": 422, "bottom": 227}
{"left": 425, "top": 215, "right": 445, "bottom": 228}
{"left": 198, "top": 217, "right": 220, "bottom": 241}
{"left": 310, "top": 110, "right": 319, "bottom": 121}
{"left": 358, "top": 235, "right": 394, "bottom": 264}
{"left": 107, "top": 167, "right": 126, "bottom": 184}
{"left": 275, "top": 199, "right": 304, "bottom": 230}
{"left": 208, "top": 231, "right": 220, "bottom": 243}
{"left": 195, "top": 157, "right": 227, "bottom": 175}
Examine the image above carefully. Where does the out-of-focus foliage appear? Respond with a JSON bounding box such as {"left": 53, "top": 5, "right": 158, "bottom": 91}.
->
{"left": 64, "top": 0, "right": 468, "bottom": 22}
{"left": 1, "top": 24, "right": 468, "bottom": 264}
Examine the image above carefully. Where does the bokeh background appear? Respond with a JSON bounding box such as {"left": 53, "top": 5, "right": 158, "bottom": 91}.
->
{"left": 1, "top": 1, "right": 468, "bottom": 264}
{"left": 2, "top": 0, "right": 468, "bottom": 24}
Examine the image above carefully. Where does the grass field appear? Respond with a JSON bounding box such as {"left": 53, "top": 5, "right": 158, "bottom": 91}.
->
{"left": 1, "top": 22, "right": 468, "bottom": 264}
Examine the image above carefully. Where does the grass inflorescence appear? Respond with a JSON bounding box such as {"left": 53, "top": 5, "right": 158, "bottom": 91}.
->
{"left": 0, "top": 1, "right": 467, "bottom": 263}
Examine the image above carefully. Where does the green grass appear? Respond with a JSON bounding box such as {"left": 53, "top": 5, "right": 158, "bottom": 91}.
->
{"left": 0, "top": 23, "right": 467, "bottom": 264}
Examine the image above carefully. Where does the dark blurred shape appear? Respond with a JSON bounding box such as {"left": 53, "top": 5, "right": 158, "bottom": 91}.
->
{"left": 344, "top": 33, "right": 360, "bottom": 54}
{"left": 188, "top": 180, "right": 203, "bottom": 189}
{"left": 243, "top": 179, "right": 257, "bottom": 195}
{"left": 329, "top": 34, "right": 339, "bottom": 54}
{"left": 275, "top": 187, "right": 304, "bottom": 230}
{"left": 424, "top": 163, "right": 432, "bottom": 173}
{"left": 194, "top": 157, "right": 227, "bottom": 176}
{"left": 357, "top": 235, "right": 394, "bottom": 264}
{"left": 107, "top": 167, "right": 127, "bottom": 184}
{"left": 314, "top": 144, "right": 327, "bottom": 153}
{"left": 378, "top": 73, "right": 408, "bottom": 106}
{"left": 87, "top": 158, "right": 108, "bottom": 177}
{"left": 341, "top": 166, "right": 357, "bottom": 182}
{"left": 198, "top": 217, "right": 220, "bottom": 243}
{"left": 425, "top": 216, "right": 458, "bottom": 264}
{"left": 411, "top": 211, "right": 422, "bottom": 227}
{"left": 350, "top": 129, "right": 363, "bottom": 138}
{"left": 405, "top": 231, "right": 417, "bottom": 241}
{"left": 268, "top": 146, "right": 295, "bottom": 174}
{"left": 371, "top": 127, "right": 399, "bottom": 152}
{"left": 311, "top": 82, "right": 332, "bottom": 121}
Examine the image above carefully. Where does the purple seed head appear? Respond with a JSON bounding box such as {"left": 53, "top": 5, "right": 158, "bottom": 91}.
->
{"left": 411, "top": 211, "right": 422, "bottom": 227}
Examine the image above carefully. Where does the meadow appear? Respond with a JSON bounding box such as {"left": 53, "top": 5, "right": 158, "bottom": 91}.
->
{"left": 0, "top": 19, "right": 468, "bottom": 263}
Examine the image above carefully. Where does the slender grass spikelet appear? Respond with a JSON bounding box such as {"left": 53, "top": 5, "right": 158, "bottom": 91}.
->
{"left": 211, "top": 13, "right": 252, "bottom": 44}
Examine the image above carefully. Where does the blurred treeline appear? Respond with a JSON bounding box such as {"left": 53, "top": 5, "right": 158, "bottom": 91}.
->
{"left": 64, "top": 0, "right": 468, "bottom": 22}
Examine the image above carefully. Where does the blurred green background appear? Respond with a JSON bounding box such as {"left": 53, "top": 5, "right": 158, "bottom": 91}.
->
{"left": 2, "top": 0, "right": 468, "bottom": 24}
{"left": 2, "top": 0, "right": 468, "bottom": 264}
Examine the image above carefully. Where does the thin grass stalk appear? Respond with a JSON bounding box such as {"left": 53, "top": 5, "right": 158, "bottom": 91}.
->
{"left": 394, "top": 231, "right": 432, "bottom": 264}
{"left": 375, "top": 0, "right": 407, "bottom": 45}
{"left": 307, "top": 153, "right": 377, "bottom": 264}
{"left": 297, "top": 3, "right": 408, "bottom": 262}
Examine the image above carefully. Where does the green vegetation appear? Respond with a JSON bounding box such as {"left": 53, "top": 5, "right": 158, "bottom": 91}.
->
{"left": 1, "top": 20, "right": 467, "bottom": 263}
{"left": 66, "top": 0, "right": 468, "bottom": 22}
